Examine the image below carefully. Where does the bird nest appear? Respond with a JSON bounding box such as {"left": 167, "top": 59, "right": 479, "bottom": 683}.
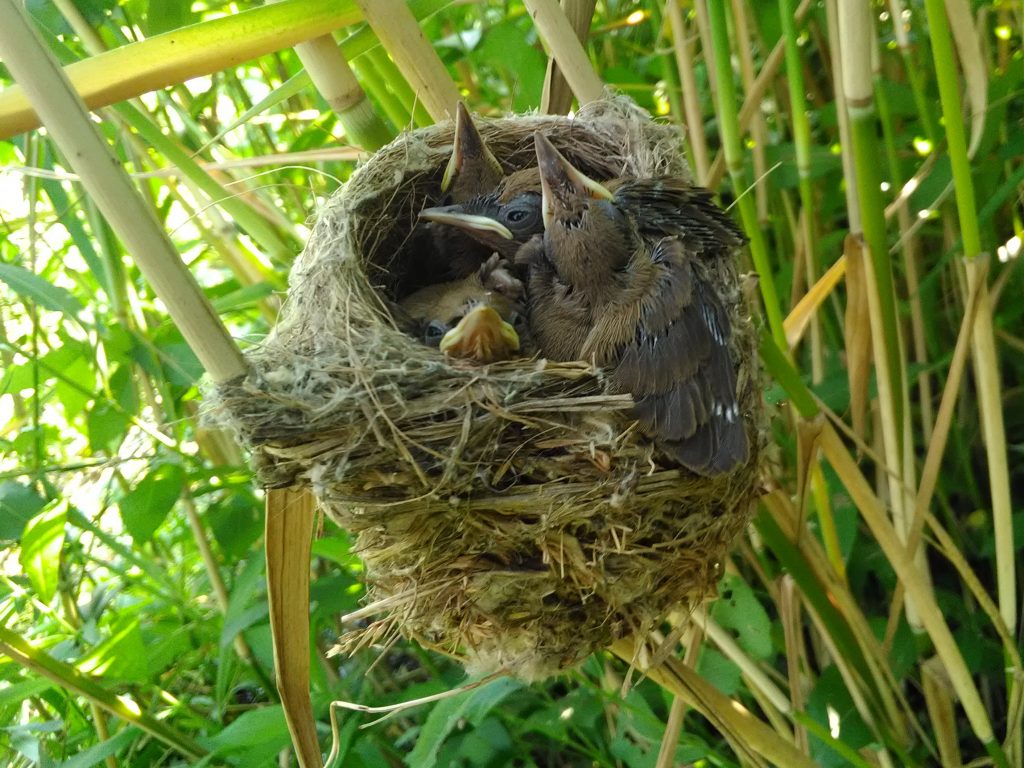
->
{"left": 206, "top": 96, "right": 766, "bottom": 681}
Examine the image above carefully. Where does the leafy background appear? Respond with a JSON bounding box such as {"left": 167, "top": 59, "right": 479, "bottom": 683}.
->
{"left": 0, "top": 0, "right": 1022, "bottom": 766}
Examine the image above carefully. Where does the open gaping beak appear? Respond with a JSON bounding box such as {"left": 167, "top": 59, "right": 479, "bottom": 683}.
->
{"left": 439, "top": 304, "right": 520, "bottom": 363}
{"left": 418, "top": 204, "right": 514, "bottom": 241}
{"left": 533, "top": 131, "right": 612, "bottom": 230}
{"left": 441, "top": 102, "right": 504, "bottom": 196}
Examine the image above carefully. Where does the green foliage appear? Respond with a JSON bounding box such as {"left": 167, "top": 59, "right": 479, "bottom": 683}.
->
{"left": 0, "top": 1, "right": 1022, "bottom": 766}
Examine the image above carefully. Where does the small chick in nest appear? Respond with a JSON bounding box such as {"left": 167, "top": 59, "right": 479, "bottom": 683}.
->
{"left": 399, "top": 254, "right": 526, "bottom": 363}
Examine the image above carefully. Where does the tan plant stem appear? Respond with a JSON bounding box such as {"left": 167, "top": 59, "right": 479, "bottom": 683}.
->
{"left": 0, "top": 0, "right": 246, "bottom": 383}
{"left": 609, "top": 638, "right": 817, "bottom": 768}
{"left": 922, "top": 0, "right": 1016, "bottom": 642}
{"left": 288, "top": 33, "right": 391, "bottom": 151}
{"left": 352, "top": 0, "right": 460, "bottom": 122}
{"left": 266, "top": 488, "right": 321, "bottom": 768}
{"left": 523, "top": 0, "right": 605, "bottom": 104}
{"left": 666, "top": 0, "right": 708, "bottom": 183}
{"left": 541, "top": 0, "right": 597, "bottom": 114}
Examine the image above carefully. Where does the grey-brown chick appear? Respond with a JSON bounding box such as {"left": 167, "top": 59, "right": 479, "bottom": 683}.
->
{"left": 419, "top": 167, "right": 543, "bottom": 262}
{"left": 412, "top": 102, "right": 511, "bottom": 288}
{"left": 399, "top": 254, "right": 526, "bottom": 363}
{"left": 518, "top": 132, "right": 749, "bottom": 475}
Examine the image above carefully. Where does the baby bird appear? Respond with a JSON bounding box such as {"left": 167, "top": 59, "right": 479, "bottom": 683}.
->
{"left": 399, "top": 254, "right": 525, "bottom": 363}
{"left": 404, "top": 102, "right": 509, "bottom": 295}
{"left": 441, "top": 101, "right": 505, "bottom": 203}
{"left": 517, "top": 132, "right": 749, "bottom": 475}
{"left": 418, "top": 166, "right": 543, "bottom": 261}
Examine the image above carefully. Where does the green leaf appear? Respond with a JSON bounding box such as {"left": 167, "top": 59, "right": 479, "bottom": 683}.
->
{"left": 0, "top": 481, "right": 48, "bottom": 542}
{"left": 118, "top": 464, "right": 185, "bottom": 542}
{"left": 0, "top": 678, "right": 54, "bottom": 707}
{"left": 695, "top": 646, "right": 742, "bottom": 696}
{"left": 86, "top": 399, "right": 130, "bottom": 455}
{"left": 209, "top": 281, "right": 274, "bottom": 313}
{"left": 19, "top": 502, "right": 68, "bottom": 604}
{"left": 57, "top": 726, "right": 140, "bottom": 768}
{"left": 144, "top": 0, "right": 196, "bottom": 35}
{"left": 0, "top": 262, "right": 84, "bottom": 321}
{"left": 407, "top": 677, "right": 523, "bottom": 768}
{"left": 709, "top": 573, "right": 773, "bottom": 660}
{"left": 207, "top": 493, "right": 263, "bottom": 561}
{"left": 77, "top": 616, "right": 150, "bottom": 683}
{"left": 200, "top": 704, "right": 291, "bottom": 762}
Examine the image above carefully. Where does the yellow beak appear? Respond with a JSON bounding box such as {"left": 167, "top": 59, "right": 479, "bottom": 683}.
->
{"left": 439, "top": 304, "right": 520, "bottom": 363}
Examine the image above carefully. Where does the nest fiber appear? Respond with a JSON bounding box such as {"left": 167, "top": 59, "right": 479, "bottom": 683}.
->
{"left": 207, "top": 97, "right": 765, "bottom": 681}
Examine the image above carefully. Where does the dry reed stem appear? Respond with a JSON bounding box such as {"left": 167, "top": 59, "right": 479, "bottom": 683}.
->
{"left": 609, "top": 637, "right": 817, "bottom": 768}
{"left": 266, "top": 487, "right": 321, "bottom": 768}
{"left": 524, "top": 0, "right": 605, "bottom": 104}
{"left": 666, "top": 0, "right": 709, "bottom": 183}
{"left": 820, "top": 425, "right": 996, "bottom": 748}
{"left": 783, "top": 255, "right": 846, "bottom": 349}
{"left": 353, "top": 0, "right": 461, "bottom": 122}
{"left": 540, "top": 0, "right": 597, "bottom": 114}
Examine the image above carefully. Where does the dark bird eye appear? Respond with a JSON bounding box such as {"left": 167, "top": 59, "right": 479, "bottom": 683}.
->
{"left": 507, "top": 209, "right": 528, "bottom": 223}
{"left": 424, "top": 320, "right": 448, "bottom": 345}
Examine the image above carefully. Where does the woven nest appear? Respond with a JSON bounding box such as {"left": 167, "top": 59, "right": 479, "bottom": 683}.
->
{"left": 206, "top": 96, "right": 766, "bottom": 681}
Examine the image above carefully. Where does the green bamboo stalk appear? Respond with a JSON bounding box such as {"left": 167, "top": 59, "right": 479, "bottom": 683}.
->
{"left": 648, "top": 4, "right": 684, "bottom": 124}
{"left": 728, "top": 0, "right": 768, "bottom": 223}
{"left": 886, "top": 0, "right": 938, "bottom": 143}
{"left": 364, "top": 47, "right": 433, "bottom": 128}
{"left": 290, "top": 35, "right": 392, "bottom": 151}
{"left": 353, "top": 0, "right": 460, "bottom": 122}
{"left": 0, "top": 0, "right": 362, "bottom": 140}
{"left": 922, "top": 0, "right": 1016, "bottom": 650}
{"left": 705, "top": 0, "right": 786, "bottom": 353}
{"left": 838, "top": 3, "right": 915, "bottom": 548}
{"left": 779, "top": 0, "right": 820, "bottom": 373}
{"left": 0, "top": 627, "right": 208, "bottom": 760}
{"left": 351, "top": 53, "right": 413, "bottom": 131}
{"left": 874, "top": 49, "right": 935, "bottom": 445}
{"left": 823, "top": 0, "right": 861, "bottom": 233}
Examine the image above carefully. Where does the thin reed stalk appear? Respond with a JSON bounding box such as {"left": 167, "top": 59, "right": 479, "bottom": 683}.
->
{"left": 351, "top": 53, "right": 412, "bottom": 131}
{"left": 364, "top": 47, "right": 433, "bottom": 128}
{"left": 0, "top": 0, "right": 362, "bottom": 140}
{"left": 541, "top": 0, "right": 596, "bottom": 114}
{"left": 666, "top": 0, "right": 709, "bottom": 183}
{"left": 353, "top": 0, "right": 460, "bottom": 122}
{"left": 523, "top": 0, "right": 605, "bottom": 104}
{"left": 290, "top": 34, "right": 392, "bottom": 151}
{"left": 922, "top": 0, "right": 1016, "bottom": 639}
{"left": 706, "top": 0, "right": 786, "bottom": 352}
{"left": 837, "top": 1, "right": 925, "bottom": 625}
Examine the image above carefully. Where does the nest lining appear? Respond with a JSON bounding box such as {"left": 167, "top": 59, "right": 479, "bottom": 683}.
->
{"left": 206, "top": 96, "right": 765, "bottom": 681}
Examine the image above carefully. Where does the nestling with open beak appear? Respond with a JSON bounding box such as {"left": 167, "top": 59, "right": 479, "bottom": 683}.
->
{"left": 404, "top": 103, "right": 511, "bottom": 294}
{"left": 399, "top": 254, "right": 526, "bottom": 363}
{"left": 516, "top": 132, "right": 749, "bottom": 475}
{"left": 418, "top": 166, "right": 544, "bottom": 262}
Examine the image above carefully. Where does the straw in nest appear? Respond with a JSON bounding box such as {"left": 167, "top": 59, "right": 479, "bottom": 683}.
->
{"left": 205, "top": 96, "right": 766, "bottom": 681}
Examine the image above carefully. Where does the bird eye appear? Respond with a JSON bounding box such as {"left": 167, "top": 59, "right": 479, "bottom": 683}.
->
{"left": 424, "top": 320, "right": 448, "bottom": 346}
{"left": 501, "top": 196, "right": 541, "bottom": 237}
